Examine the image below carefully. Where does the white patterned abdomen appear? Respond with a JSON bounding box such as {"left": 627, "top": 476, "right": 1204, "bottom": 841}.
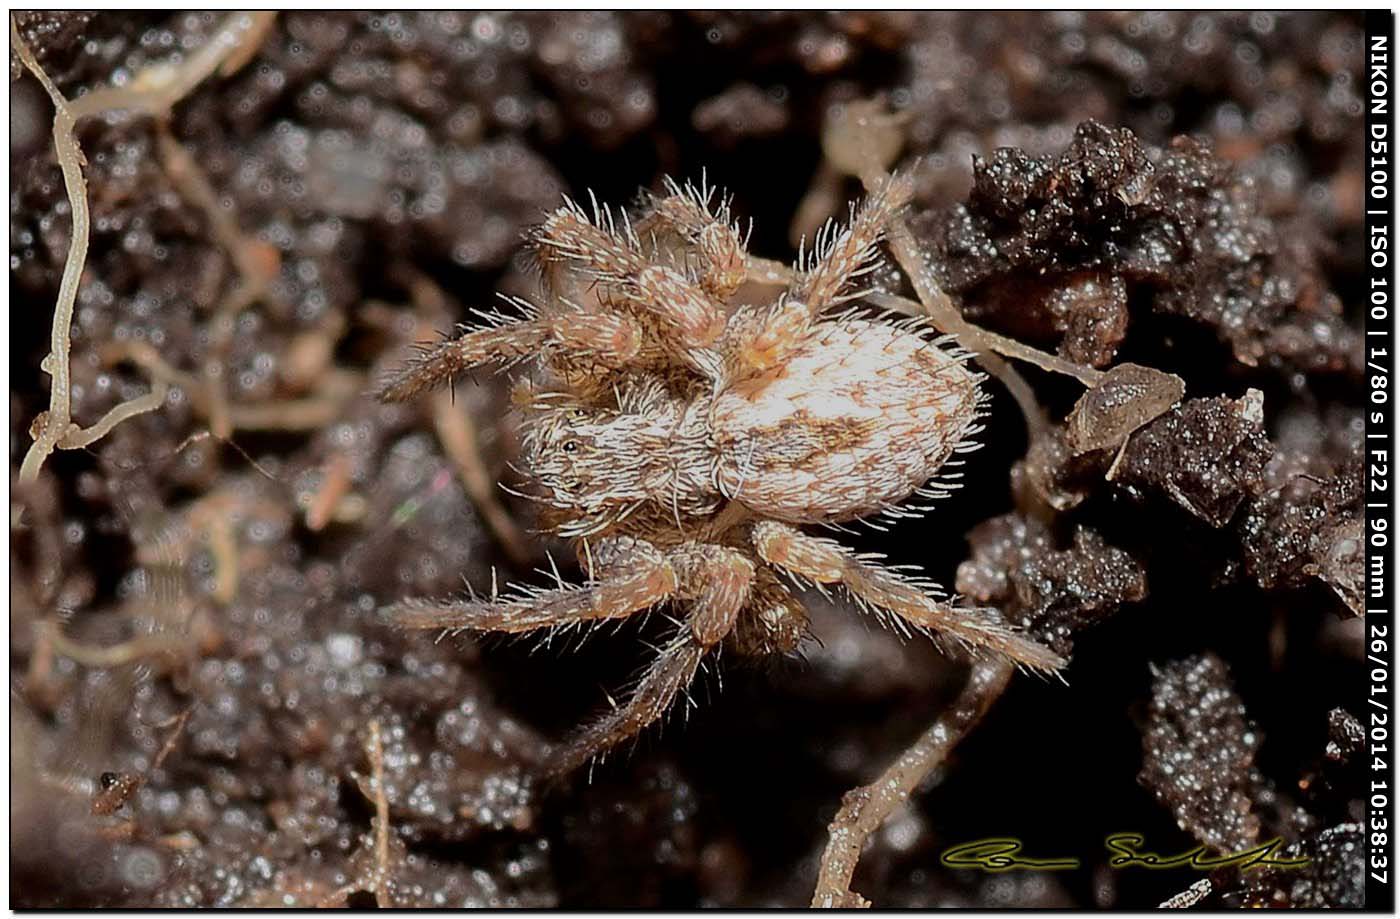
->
{"left": 711, "top": 319, "right": 980, "bottom": 524}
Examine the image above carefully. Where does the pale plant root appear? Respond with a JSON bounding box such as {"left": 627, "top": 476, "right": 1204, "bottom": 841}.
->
{"left": 811, "top": 659, "right": 1014, "bottom": 908}
{"left": 12, "top": 12, "right": 277, "bottom": 486}
{"left": 318, "top": 719, "right": 401, "bottom": 907}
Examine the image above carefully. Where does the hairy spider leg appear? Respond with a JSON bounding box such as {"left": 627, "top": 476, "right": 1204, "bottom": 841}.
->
{"left": 375, "top": 319, "right": 549, "bottom": 404}
{"left": 731, "top": 174, "right": 914, "bottom": 378}
{"left": 533, "top": 202, "right": 729, "bottom": 359}
{"left": 793, "top": 172, "right": 913, "bottom": 313}
{"left": 634, "top": 177, "right": 748, "bottom": 300}
{"left": 545, "top": 544, "right": 754, "bottom": 777}
{"left": 382, "top": 537, "right": 679, "bottom": 633}
{"left": 374, "top": 302, "right": 644, "bottom": 404}
{"left": 547, "top": 632, "right": 707, "bottom": 780}
{"left": 750, "top": 521, "right": 1065, "bottom": 671}
{"left": 728, "top": 565, "right": 810, "bottom": 657}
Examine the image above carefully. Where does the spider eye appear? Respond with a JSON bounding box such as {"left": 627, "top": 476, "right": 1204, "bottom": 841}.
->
{"left": 562, "top": 440, "right": 578, "bottom": 454}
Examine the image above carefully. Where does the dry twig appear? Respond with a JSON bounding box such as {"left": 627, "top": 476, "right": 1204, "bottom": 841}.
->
{"left": 90, "top": 707, "right": 191, "bottom": 819}
{"left": 154, "top": 121, "right": 281, "bottom": 438}
{"left": 39, "top": 619, "right": 190, "bottom": 671}
{"left": 399, "top": 270, "right": 534, "bottom": 566}
{"left": 319, "top": 719, "right": 400, "bottom": 907}
{"left": 305, "top": 454, "right": 353, "bottom": 532}
{"left": 431, "top": 388, "right": 533, "bottom": 567}
{"left": 101, "top": 340, "right": 359, "bottom": 434}
{"left": 363, "top": 719, "right": 393, "bottom": 894}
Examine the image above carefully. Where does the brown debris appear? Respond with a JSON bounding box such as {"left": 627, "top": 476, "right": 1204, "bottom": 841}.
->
{"left": 957, "top": 514, "right": 1146, "bottom": 658}
{"left": 1065, "top": 363, "right": 1185, "bottom": 456}
{"left": 1238, "top": 462, "right": 1364, "bottom": 613}
{"left": 924, "top": 120, "right": 1361, "bottom": 379}
{"left": 1324, "top": 709, "right": 1365, "bottom": 764}
{"left": 1112, "top": 393, "right": 1273, "bottom": 528}
{"left": 692, "top": 83, "right": 790, "bottom": 145}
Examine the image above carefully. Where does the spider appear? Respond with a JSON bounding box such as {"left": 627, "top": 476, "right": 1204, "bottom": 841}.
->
{"left": 376, "top": 174, "right": 1065, "bottom": 777}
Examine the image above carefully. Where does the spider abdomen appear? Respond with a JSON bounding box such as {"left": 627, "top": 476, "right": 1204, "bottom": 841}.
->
{"left": 711, "top": 319, "right": 981, "bottom": 524}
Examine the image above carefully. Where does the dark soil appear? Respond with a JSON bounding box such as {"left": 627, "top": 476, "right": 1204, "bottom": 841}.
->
{"left": 10, "top": 12, "right": 1366, "bottom": 908}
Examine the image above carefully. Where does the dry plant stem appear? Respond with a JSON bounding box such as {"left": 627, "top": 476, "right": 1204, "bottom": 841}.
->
{"left": 92, "top": 710, "right": 193, "bottom": 827}
{"left": 105, "top": 341, "right": 358, "bottom": 438}
{"left": 789, "top": 159, "right": 844, "bottom": 248}
{"left": 811, "top": 658, "right": 1014, "bottom": 909}
{"left": 430, "top": 388, "right": 534, "bottom": 567}
{"left": 155, "top": 122, "right": 280, "bottom": 438}
{"left": 37, "top": 619, "right": 189, "bottom": 670}
{"left": 223, "top": 373, "right": 359, "bottom": 431}
{"left": 763, "top": 105, "right": 1106, "bottom": 408}
{"left": 850, "top": 153, "right": 1097, "bottom": 435}
{"left": 91, "top": 709, "right": 191, "bottom": 822}
{"left": 824, "top": 119, "right": 1102, "bottom": 437}
{"left": 65, "top": 12, "right": 276, "bottom": 120}
{"left": 745, "top": 252, "right": 1095, "bottom": 397}
{"left": 102, "top": 341, "right": 201, "bottom": 391}
{"left": 752, "top": 246, "right": 1052, "bottom": 434}
{"left": 399, "top": 270, "right": 533, "bottom": 566}
{"left": 879, "top": 226, "right": 1053, "bottom": 437}
{"left": 864, "top": 262, "right": 1103, "bottom": 388}
{"left": 108, "top": 337, "right": 357, "bottom": 432}
{"left": 187, "top": 494, "right": 241, "bottom": 604}
{"left": 206, "top": 516, "right": 239, "bottom": 605}
{"left": 150, "top": 708, "right": 193, "bottom": 773}
{"left": 23, "top": 622, "right": 59, "bottom": 710}
{"left": 321, "top": 719, "right": 395, "bottom": 906}
{"left": 154, "top": 124, "right": 271, "bottom": 283}
{"left": 843, "top": 137, "right": 1103, "bottom": 392}
{"left": 12, "top": 12, "right": 277, "bottom": 483}
{"left": 366, "top": 720, "right": 391, "bottom": 893}
{"left": 305, "top": 454, "right": 352, "bottom": 532}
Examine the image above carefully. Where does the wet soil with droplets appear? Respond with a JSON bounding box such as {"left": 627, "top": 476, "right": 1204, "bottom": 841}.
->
{"left": 10, "top": 12, "right": 1367, "bottom": 908}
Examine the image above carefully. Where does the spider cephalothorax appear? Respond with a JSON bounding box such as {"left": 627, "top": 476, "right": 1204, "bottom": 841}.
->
{"left": 377, "top": 175, "right": 1064, "bottom": 776}
{"left": 516, "top": 384, "right": 720, "bottom": 537}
